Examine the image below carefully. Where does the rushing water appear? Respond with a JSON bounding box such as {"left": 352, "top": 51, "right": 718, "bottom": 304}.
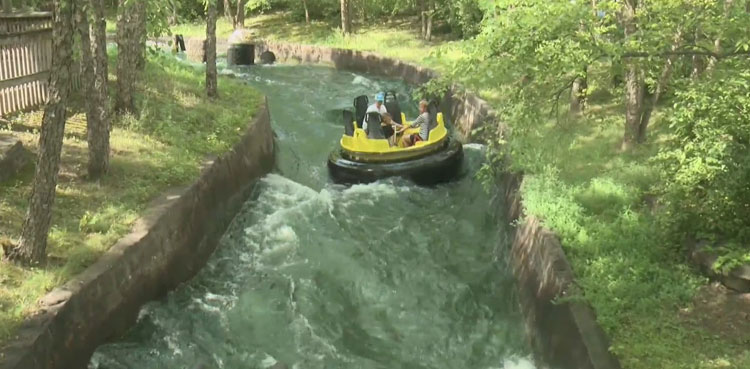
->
{"left": 89, "top": 62, "right": 537, "bottom": 369}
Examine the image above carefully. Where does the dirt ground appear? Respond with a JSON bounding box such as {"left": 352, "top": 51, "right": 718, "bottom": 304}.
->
{"left": 680, "top": 282, "right": 750, "bottom": 347}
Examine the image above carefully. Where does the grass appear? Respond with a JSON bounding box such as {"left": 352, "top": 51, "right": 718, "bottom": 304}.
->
{"left": 226, "top": 11, "right": 750, "bottom": 369}
{"left": 0, "top": 52, "right": 263, "bottom": 344}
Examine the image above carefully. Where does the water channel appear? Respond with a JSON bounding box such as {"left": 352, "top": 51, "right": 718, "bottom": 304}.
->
{"left": 88, "top": 61, "right": 537, "bottom": 369}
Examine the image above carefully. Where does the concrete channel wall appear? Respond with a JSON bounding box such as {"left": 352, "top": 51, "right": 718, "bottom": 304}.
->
{"left": 254, "top": 41, "right": 622, "bottom": 369}
{"left": 0, "top": 101, "right": 275, "bottom": 369}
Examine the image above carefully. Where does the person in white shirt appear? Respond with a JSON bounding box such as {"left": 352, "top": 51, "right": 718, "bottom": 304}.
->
{"left": 362, "top": 92, "right": 388, "bottom": 131}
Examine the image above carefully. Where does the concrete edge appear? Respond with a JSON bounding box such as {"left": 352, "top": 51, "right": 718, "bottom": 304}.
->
{"left": 0, "top": 99, "right": 275, "bottom": 369}
{"left": 501, "top": 173, "right": 622, "bottom": 369}
{"left": 250, "top": 41, "right": 622, "bottom": 369}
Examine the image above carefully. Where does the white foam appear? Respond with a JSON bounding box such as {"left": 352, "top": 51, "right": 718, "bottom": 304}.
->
{"left": 342, "top": 181, "right": 402, "bottom": 198}
{"left": 260, "top": 354, "right": 278, "bottom": 368}
{"left": 500, "top": 357, "right": 537, "bottom": 369}
{"left": 351, "top": 75, "right": 374, "bottom": 86}
{"left": 463, "top": 143, "right": 486, "bottom": 152}
{"left": 163, "top": 333, "right": 183, "bottom": 357}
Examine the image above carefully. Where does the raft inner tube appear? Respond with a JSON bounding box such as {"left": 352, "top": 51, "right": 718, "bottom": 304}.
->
{"left": 328, "top": 138, "right": 464, "bottom": 185}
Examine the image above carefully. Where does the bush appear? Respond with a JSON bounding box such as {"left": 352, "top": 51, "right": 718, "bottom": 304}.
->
{"left": 656, "top": 62, "right": 750, "bottom": 247}
{"left": 444, "top": 0, "right": 484, "bottom": 37}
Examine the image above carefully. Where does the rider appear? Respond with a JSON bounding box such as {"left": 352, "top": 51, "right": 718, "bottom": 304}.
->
{"left": 362, "top": 92, "right": 388, "bottom": 131}
{"left": 401, "top": 100, "right": 430, "bottom": 147}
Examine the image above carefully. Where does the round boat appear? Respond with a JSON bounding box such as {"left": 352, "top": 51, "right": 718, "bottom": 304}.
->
{"left": 327, "top": 93, "right": 464, "bottom": 185}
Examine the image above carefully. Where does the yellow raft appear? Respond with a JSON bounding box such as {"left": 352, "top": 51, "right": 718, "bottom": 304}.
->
{"left": 327, "top": 96, "right": 463, "bottom": 185}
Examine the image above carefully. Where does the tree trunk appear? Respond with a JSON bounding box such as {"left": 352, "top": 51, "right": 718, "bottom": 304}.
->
{"left": 620, "top": 0, "right": 644, "bottom": 150}
{"left": 340, "top": 0, "right": 350, "bottom": 34}
{"left": 10, "top": 0, "right": 75, "bottom": 265}
{"left": 707, "top": 0, "right": 733, "bottom": 74}
{"left": 224, "top": 0, "right": 232, "bottom": 20}
{"left": 302, "top": 0, "right": 310, "bottom": 24}
{"left": 234, "top": 0, "right": 246, "bottom": 29}
{"left": 115, "top": 0, "right": 136, "bottom": 114}
{"left": 636, "top": 32, "right": 681, "bottom": 143}
{"left": 690, "top": 28, "right": 705, "bottom": 78}
{"left": 420, "top": 0, "right": 426, "bottom": 38}
{"left": 133, "top": 2, "right": 147, "bottom": 72}
{"left": 88, "top": 0, "right": 111, "bottom": 178}
{"left": 570, "top": 70, "right": 587, "bottom": 115}
{"left": 424, "top": 0, "right": 434, "bottom": 40}
{"left": 347, "top": 0, "right": 353, "bottom": 31}
{"left": 169, "top": 0, "right": 178, "bottom": 25}
{"left": 76, "top": 0, "right": 110, "bottom": 179}
{"left": 206, "top": 0, "right": 218, "bottom": 98}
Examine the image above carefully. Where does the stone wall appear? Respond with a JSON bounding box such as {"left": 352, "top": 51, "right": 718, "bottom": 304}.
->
{"left": 0, "top": 101, "right": 275, "bottom": 369}
{"left": 253, "top": 41, "right": 621, "bottom": 369}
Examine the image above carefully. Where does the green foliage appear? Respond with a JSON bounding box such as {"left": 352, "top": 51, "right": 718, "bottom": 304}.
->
{"left": 171, "top": 0, "right": 208, "bottom": 22}
{"left": 656, "top": 62, "right": 750, "bottom": 247}
{"left": 444, "top": 0, "right": 483, "bottom": 37}
{"left": 245, "top": 0, "right": 273, "bottom": 14}
{"left": 412, "top": 77, "right": 450, "bottom": 102}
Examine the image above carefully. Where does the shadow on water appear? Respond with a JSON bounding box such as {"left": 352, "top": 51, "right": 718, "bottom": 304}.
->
{"left": 89, "top": 61, "right": 539, "bottom": 369}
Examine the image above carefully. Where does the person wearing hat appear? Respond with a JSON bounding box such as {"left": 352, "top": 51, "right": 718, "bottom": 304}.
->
{"left": 361, "top": 92, "right": 389, "bottom": 131}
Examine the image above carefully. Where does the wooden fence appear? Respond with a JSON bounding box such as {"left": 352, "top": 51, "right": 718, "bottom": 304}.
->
{"left": 0, "top": 12, "right": 53, "bottom": 117}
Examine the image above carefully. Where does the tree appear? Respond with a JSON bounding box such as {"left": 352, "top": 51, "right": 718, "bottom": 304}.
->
{"left": 619, "top": 0, "right": 644, "bottom": 150}
{"left": 233, "top": 0, "right": 246, "bottom": 29}
{"left": 340, "top": 0, "right": 351, "bottom": 34}
{"left": 420, "top": 0, "right": 434, "bottom": 40}
{"left": 302, "top": 0, "right": 310, "bottom": 24}
{"left": 75, "top": 0, "right": 110, "bottom": 179}
{"left": 115, "top": 0, "right": 137, "bottom": 114}
{"left": 115, "top": 0, "right": 147, "bottom": 114}
{"left": 206, "top": 0, "right": 218, "bottom": 98}
{"left": 8, "top": 0, "right": 75, "bottom": 265}
{"left": 88, "top": 0, "right": 111, "bottom": 178}
{"left": 224, "top": 0, "right": 232, "bottom": 20}
{"left": 569, "top": 68, "right": 587, "bottom": 115}
{"left": 134, "top": 2, "right": 147, "bottom": 72}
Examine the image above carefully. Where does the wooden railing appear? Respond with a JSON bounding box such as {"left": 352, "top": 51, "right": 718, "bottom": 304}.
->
{"left": 0, "top": 12, "right": 53, "bottom": 117}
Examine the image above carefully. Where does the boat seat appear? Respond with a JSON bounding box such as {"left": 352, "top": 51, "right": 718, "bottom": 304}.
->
{"left": 426, "top": 100, "right": 440, "bottom": 141}
{"left": 354, "top": 95, "right": 369, "bottom": 129}
{"left": 384, "top": 91, "right": 402, "bottom": 124}
{"left": 366, "top": 112, "right": 385, "bottom": 139}
{"left": 342, "top": 110, "right": 355, "bottom": 136}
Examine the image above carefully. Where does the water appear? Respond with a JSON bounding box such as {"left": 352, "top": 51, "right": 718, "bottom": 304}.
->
{"left": 89, "top": 63, "right": 536, "bottom": 369}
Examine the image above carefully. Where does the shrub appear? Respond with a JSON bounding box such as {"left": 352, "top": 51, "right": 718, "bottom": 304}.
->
{"left": 656, "top": 62, "right": 750, "bottom": 248}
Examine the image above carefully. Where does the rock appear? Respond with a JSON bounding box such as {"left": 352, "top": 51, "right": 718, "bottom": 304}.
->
{"left": 0, "top": 134, "right": 32, "bottom": 182}
{"left": 186, "top": 38, "right": 207, "bottom": 63}
{"left": 259, "top": 51, "right": 276, "bottom": 65}
{"left": 730, "top": 263, "right": 750, "bottom": 280}
{"left": 38, "top": 288, "right": 72, "bottom": 309}
{"left": 691, "top": 240, "right": 750, "bottom": 293}
{"left": 721, "top": 276, "right": 750, "bottom": 294}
